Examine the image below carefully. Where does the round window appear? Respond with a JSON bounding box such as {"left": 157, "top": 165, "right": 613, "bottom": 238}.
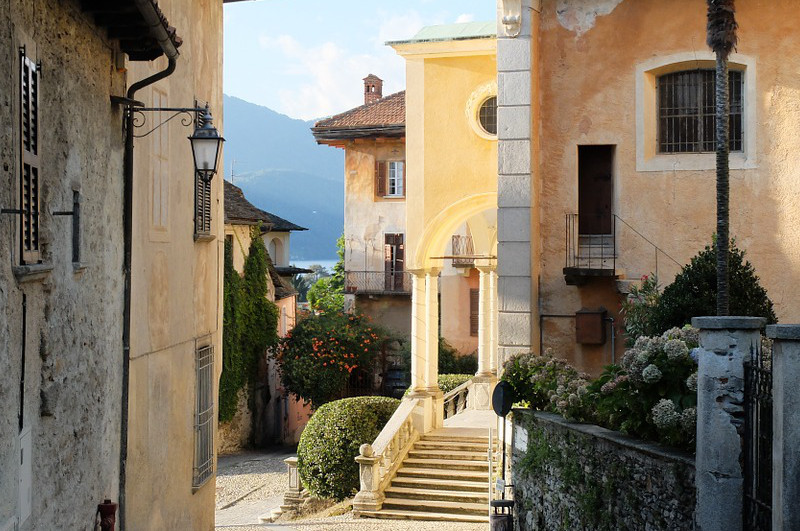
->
{"left": 478, "top": 96, "right": 497, "bottom": 136}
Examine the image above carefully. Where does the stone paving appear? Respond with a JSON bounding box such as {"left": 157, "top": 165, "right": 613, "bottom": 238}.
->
{"left": 215, "top": 448, "right": 489, "bottom": 531}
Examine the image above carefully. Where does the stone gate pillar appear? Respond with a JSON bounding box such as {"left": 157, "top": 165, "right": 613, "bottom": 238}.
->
{"left": 766, "top": 324, "right": 800, "bottom": 531}
{"left": 692, "top": 316, "right": 766, "bottom": 531}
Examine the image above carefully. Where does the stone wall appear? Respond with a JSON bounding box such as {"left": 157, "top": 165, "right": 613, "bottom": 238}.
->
{"left": 512, "top": 410, "right": 695, "bottom": 531}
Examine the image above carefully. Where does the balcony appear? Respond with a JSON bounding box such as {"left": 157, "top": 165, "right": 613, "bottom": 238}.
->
{"left": 564, "top": 213, "right": 620, "bottom": 285}
{"left": 344, "top": 271, "right": 412, "bottom": 295}
{"left": 451, "top": 235, "right": 475, "bottom": 268}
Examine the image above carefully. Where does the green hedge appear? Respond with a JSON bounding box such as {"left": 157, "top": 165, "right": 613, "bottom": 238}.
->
{"left": 297, "top": 396, "right": 399, "bottom": 500}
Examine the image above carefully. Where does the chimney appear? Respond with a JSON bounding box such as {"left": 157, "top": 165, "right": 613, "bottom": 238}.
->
{"left": 363, "top": 74, "right": 383, "bottom": 105}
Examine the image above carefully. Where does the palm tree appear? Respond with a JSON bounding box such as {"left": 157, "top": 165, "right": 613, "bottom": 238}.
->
{"left": 706, "top": 0, "right": 738, "bottom": 316}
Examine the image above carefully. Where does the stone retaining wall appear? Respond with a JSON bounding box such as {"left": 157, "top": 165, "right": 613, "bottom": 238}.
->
{"left": 511, "top": 410, "right": 695, "bottom": 530}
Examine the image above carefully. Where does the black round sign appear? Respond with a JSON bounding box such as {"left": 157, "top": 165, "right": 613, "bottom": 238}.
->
{"left": 492, "top": 380, "right": 514, "bottom": 417}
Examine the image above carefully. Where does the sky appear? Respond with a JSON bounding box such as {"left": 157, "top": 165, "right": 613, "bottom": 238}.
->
{"left": 223, "top": 1, "right": 497, "bottom": 121}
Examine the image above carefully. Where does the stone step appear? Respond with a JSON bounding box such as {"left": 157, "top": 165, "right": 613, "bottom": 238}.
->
{"left": 391, "top": 476, "right": 488, "bottom": 492}
{"left": 420, "top": 434, "right": 490, "bottom": 445}
{"left": 413, "top": 440, "right": 495, "bottom": 453}
{"left": 358, "top": 509, "right": 489, "bottom": 523}
{"left": 381, "top": 497, "right": 488, "bottom": 516}
{"left": 385, "top": 486, "right": 488, "bottom": 504}
{"left": 402, "top": 458, "right": 489, "bottom": 471}
{"left": 396, "top": 467, "right": 488, "bottom": 482}
{"left": 408, "top": 449, "right": 489, "bottom": 461}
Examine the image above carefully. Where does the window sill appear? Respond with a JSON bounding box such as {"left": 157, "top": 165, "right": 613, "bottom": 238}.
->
{"left": 13, "top": 262, "right": 53, "bottom": 284}
{"left": 381, "top": 195, "right": 405, "bottom": 200}
{"left": 636, "top": 151, "right": 757, "bottom": 172}
{"left": 73, "top": 262, "right": 88, "bottom": 277}
{"left": 194, "top": 233, "right": 216, "bottom": 243}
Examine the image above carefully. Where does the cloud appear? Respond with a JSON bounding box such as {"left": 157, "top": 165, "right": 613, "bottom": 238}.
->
{"left": 257, "top": 34, "right": 405, "bottom": 120}
{"left": 455, "top": 13, "right": 475, "bottom": 23}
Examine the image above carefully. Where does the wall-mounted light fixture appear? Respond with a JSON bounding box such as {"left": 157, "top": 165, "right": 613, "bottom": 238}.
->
{"left": 188, "top": 109, "right": 224, "bottom": 183}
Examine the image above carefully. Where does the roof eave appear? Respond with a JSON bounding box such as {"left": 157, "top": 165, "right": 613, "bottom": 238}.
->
{"left": 312, "top": 124, "right": 405, "bottom": 142}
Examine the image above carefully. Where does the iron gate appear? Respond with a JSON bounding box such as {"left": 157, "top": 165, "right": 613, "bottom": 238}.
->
{"left": 743, "top": 339, "right": 772, "bottom": 530}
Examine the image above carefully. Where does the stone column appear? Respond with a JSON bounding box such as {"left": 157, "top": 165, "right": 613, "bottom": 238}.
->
{"left": 692, "top": 316, "right": 766, "bottom": 531}
{"left": 766, "top": 324, "right": 800, "bottom": 531}
{"left": 409, "top": 270, "right": 427, "bottom": 395}
{"left": 476, "top": 265, "right": 494, "bottom": 378}
{"left": 424, "top": 268, "right": 443, "bottom": 428}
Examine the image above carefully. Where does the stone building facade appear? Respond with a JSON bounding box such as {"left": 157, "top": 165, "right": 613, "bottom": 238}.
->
{"left": 0, "top": 1, "right": 227, "bottom": 530}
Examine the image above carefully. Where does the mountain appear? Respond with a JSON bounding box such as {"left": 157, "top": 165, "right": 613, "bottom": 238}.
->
{"left": 223, "top": 94, "right": 344, "bottom": 260}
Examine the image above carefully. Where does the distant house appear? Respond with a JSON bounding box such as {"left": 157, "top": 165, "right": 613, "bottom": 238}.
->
{"left": 312, "top": 77, "right": 412, "bottom": 337}
{"left": 222, "top": 180, "right": 311, "bottom": 446}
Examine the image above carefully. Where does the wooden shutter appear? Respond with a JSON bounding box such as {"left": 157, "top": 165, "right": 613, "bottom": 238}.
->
{"left": 20, "top": 49, "right": 40, "bottom": 263}
{"left": 470, "top": 289, "right": 479, "bottom": 337}
{"left": 375, "top": 160, "right": 386, "bottom": 198}
{"left": 194, "top": 105, "right": 212, "bottom": 236}
{"left": 394, "top": 235, "right": 404, "bottom": 290}
{"left": 400, "top": 161, "right": 406, "bottom": 198}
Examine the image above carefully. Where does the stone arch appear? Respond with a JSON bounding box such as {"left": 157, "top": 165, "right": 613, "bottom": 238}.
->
{"left": 413, "top": 192, "right": 497, "bottom": 269}
{"left": 268, "top": 237, "right": 284, "bottom": 266}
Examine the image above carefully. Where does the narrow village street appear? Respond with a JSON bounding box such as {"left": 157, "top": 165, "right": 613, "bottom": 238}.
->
{"left": 215, "top": 449, "right": 488, "bottom": 531}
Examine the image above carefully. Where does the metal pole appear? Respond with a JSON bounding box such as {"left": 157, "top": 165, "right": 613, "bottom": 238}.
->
{"left": 488, "top": 425, "right": 493, "bottom": 518}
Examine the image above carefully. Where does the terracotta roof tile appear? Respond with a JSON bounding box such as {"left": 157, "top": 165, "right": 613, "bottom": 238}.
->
{"left": 312, "top": 90, "right": 406, "bottom": 132}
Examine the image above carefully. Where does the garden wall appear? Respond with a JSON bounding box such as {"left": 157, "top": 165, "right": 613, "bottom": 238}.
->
{"left": 511, "top": 410, "right": 695, "bottom": 530}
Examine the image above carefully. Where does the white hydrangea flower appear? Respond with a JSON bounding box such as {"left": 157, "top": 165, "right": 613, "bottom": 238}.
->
{"left": 686, "top": 372, "right": 698, "bottom": 392}
{"left": 680, "top": 407, "right": 697, "bottom": 434}
{"left": 642, "top": 364, "right": 663, "bottom": 383}
{"left": 665, "top": 339, "right": 689, "bottom": 360}
{"left": 651, "top": 399, "right": 680, "bottom": 429}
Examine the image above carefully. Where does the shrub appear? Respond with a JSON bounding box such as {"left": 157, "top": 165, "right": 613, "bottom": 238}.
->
{"left": 219, "top": 238, "right": 244, "bottom": 422}
{"left": 650, "top": 241, "right": 776, "bottom": 333}
{"left": 437, "top": 374, "right": 473, "bottom": 394}
{"left": 297, "top": 396, "right": 399, "bottom": 500}
{"left": 399, "top": 337, "right": 477, "bottom": 376}
{"left": 620, "top": 274, "right": 661, "bottom": 344}
{"left": 307, "top": 276, "right": 344, "bottom": 313}
{"left": 276, "top": 312, "right": 386, "bottom": 409}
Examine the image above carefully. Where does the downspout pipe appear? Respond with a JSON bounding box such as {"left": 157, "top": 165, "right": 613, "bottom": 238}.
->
{"left": 119, "top": 4, "right": 179, "bottom": 528}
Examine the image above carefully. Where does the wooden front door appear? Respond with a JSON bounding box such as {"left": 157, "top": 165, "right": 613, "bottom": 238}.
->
{"left": 578, "top": 145, "right": 614, "bottom": 235}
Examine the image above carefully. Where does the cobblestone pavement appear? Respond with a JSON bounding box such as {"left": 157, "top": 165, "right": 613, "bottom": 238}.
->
{"left": 215, "top": 449, "right": 488, "bottom": 531}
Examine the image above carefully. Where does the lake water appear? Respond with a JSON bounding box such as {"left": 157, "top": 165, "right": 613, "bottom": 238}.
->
{"left": 290, "top": 259, "right": 337, "bottom": 274}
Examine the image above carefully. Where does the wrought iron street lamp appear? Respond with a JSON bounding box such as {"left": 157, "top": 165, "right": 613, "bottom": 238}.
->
{"left": 188, "top": 108, "right": 225, "bottom": 182}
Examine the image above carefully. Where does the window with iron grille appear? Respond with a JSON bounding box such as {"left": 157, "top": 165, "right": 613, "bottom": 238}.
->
{"left": 469, "top": 289, "right": 479, "bottom": 337}
{"left": 193, "top": 344, "right": 214, "bottom": 490}
{"left": 658, "top": 69, "right": 743, "bottom": 153}
{"left": 19, "top": 46, "right": 40, "bottom": 264}
{"left": 194, "top": 105, "right": 213, "bottom": 238}
{"left": 478, "top": 96, "right": 497, "bottom": 136}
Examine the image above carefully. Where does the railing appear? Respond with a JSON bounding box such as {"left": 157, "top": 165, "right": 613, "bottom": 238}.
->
{"left": 443, "top": 379, "right": 472, "bottom": 419}
{"left": 743, "top": 338, "right": 773, "bottom": 530}
{"left": 451, "top": 235, "right": 475, "bottom": 268}
{"left": 565, "top": 213, "right": 616, "bottom": 271}
{"left": 353, "top": 398, "right": 420, "bottom": 513}
{"left": 565, "top": 213, "right": 683, "bottom": 280}
{"left": 344, "top": 271, "right": 411, "bottom": 295}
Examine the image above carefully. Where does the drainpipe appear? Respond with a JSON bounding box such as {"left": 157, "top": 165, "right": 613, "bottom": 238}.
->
{"left": 119, "top": 4, "right": 179, "bottom": 529}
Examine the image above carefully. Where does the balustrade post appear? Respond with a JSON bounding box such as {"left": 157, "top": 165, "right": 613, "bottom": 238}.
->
{"left": 353, "top": 444, "right": 384, "bottom": 513}
{"left": 276, "top": 457, "right": 306, "bottom": 517}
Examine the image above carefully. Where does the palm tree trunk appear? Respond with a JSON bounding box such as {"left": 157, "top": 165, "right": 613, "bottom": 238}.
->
{"left": 715, "top": 54, "right": 730, "bottom": 316}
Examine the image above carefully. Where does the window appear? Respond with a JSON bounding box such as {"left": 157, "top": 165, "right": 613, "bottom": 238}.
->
{"left": 19, "top": 46, "right": 40, "bottom": 264}
{"left": 193, "top": 344, "right": 214, "bottom": 489}
{"left": 383, "top": 233, "right": 404, "bottom": 291}
{"left": 469, "top": 289, "right": 479, "bottom": 337}
{"left": 374, "top": 160, "right": 405, "bottom": 198}
{"left": 478, "top": 96, "right": 497, "bottom": 136}
{"left": 194, "top": 105, "right": 212, "bottom": 238}
{"left": 658, "top": 69, "right": 743, "bottom": 154}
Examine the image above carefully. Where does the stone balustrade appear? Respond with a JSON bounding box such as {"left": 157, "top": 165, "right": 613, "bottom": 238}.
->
{"left": 443, "top": 379, "right": 472, "bottom": 419}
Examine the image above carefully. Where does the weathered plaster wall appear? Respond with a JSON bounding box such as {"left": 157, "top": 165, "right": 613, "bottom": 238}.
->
{"left": 533, "top": 0, "right": 800, "bottom": 374}
{"left": 125, "top": 1, "right": 223, "bottom": 529}
{"left": 354, "top": 296, "right": 411, "bottom": 337}
{"left": 512, "top": 410, "right": 696, "bottom": 530}
{"left": 342, "top": 139, "right": 406, "bottom": 274}
{"left": 0, "top": 1, "right": 125, "bottom": 529}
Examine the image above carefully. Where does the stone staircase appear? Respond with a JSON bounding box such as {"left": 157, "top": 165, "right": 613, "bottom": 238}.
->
{"left": 358, "top": 430, "right": 494, "bottom": 522}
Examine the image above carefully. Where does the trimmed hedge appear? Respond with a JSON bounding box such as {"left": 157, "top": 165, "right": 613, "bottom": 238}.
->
{"left": 297, "top": 396, "right": 400, "bottom": 500}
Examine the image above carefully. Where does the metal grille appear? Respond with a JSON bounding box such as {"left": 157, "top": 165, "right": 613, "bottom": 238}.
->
{"left": 451, "top": 234, "right": 475, "bottom": 267}
{"left": 743, "top": 339, "right": 772, "bottom": 530}
{"left": 344, "top": 271, "right": 411, "bottom": 294}
{"left": 193, "top": 344, "right": 214, "bottom": 489}
{"left": 658, "top": 69, "right": 743, "bottom": 153}
{"left": 20, "top": 50, "right": 40, "bottom": 263}
{"left": 479, "top": 96, "right": 497, "bottom": 135}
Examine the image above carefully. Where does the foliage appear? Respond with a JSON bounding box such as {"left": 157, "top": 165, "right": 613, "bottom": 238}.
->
{"left": 219, "top": 228, "right": 280, "bottom": 422}
{"left": 290, "top": 274, "right": 311, "bottom": 302}
{"left": 330, "top": 233, "right": 345, "bottom": 292}
{"left": 502, "top": 327, "right": 700, "bottom": 450}
{"left": 297, "top": 396, "right": 399, "bottom": 500}
{"left": 220, "top": 238, "right": 244, "bottom": 422}
{"left": 650, "top": 241, "right": 776, "bottom": 332}
{"left": 620, "top": 274, "right": 661, "bottom": 344}
{"left": 276, "top": 312, "right": 386, "bottom": 409}
{"left": 398, "top": 337, "right": 477, "bottom": 376}
{"left": 437, "top": 374, "right": 473, "bottom": 394}
{"left": 307, "top": 276, "right": 344, "bottom": 313}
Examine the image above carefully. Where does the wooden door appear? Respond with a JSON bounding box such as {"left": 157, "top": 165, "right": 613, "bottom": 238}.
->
{"left": 578, "top": 145, "right": 614, "bottom": 235}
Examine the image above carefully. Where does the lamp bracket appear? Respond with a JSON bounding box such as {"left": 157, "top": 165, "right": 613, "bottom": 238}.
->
{"left": 130, "top": 107, "right": 207, "bottom": 138}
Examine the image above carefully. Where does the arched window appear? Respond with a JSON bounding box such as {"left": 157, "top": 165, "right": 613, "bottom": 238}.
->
{"left": 268, "top": 237, "right": 284, "bottom": 266}
{"left": 657, "top": 69, "right": 743, "bottom": 153}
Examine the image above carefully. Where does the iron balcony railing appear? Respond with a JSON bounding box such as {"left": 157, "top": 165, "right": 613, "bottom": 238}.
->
{"left": 451, "top": 235, "right": 475, "bottom": 268}
{"left": 565, "top": 213, "right": 617, "bottom": 271}
{"left": 344, "top": 271, "right": 412, "bottom": 295}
